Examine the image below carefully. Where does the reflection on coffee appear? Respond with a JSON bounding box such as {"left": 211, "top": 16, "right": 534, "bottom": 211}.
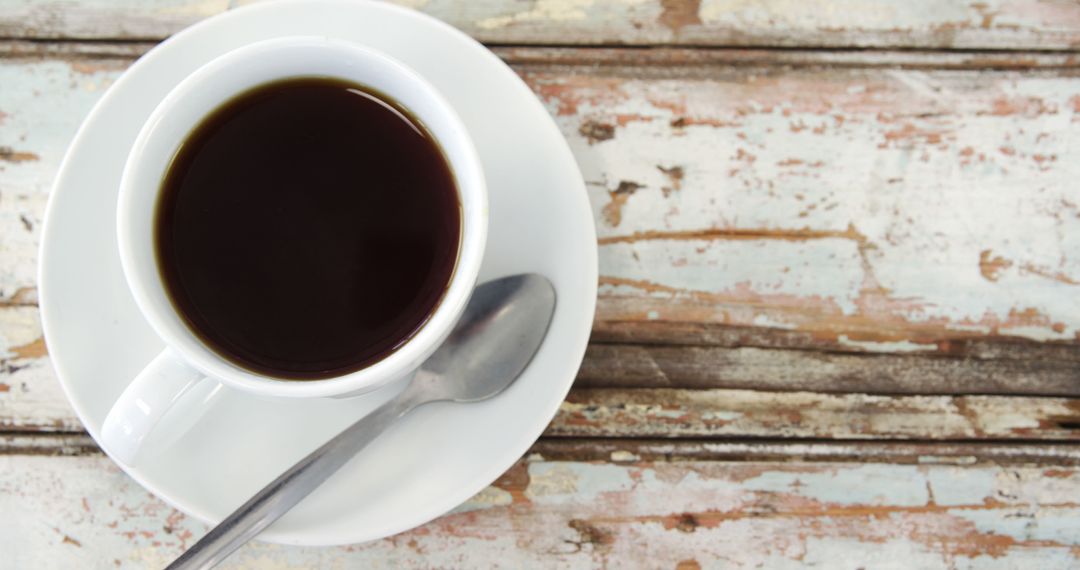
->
{"left": 155, "top": 78, "right": 461, "bottom": 380}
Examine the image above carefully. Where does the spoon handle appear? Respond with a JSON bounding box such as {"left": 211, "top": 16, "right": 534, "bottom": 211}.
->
{"left": 166, "top": 393, "right": 416, "bottom": 570}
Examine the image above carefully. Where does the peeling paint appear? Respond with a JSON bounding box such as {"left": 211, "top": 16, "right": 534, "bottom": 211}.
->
{"left": 742, "top": 464, "right": 929, "bottom": 506}
{"left": 0, "top": 147, "right": 39, "bottom": 163}
{"left": 558, "top": 66, "right": 1080, "bottom": 346}
{"left": 477, "top": 0, "right": 599, "bottom": 30}
{"left": 555, "top": 390, "right": 1079, "bottom": 441}
{"left": 659, "top": 0, "right": 701, "bottom": 32}
{"left": 837, "top": 335, "right": 936, "bottom": 353}
{"left": 5, "top": 444, "right": 1080, "bottom": 567}
{"left": 3, "top": 0, "right": 1080, "bottom": 50}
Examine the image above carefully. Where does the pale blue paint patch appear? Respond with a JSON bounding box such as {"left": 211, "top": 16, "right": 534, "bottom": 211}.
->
{"left": 793, "top": 537, "right": 1080, "bottom": 570}
{"left": 0, "top": 61, "right": 119, "bottom": 195}
{"left": 633, "top": 466, "right": 735, "bottom": 494}
{"left": 925, "top": 467, "right": 997, "bottom": 506}
{"left": 449, "top": 486, "right": 513, "bottom": 514}
{"left": 953, "top": 549, "right": 1080, "bottom": 570}
{"left": 701, "top": 410, "right": 742, "bottom": 421}
{"left": 952, "top": 506, "right": 1080, "bottom": 546}
{"left": 651, "top": 406, "right": 690, "bottom": 419}
{"left": 773, "top": 534, "right": 1080, "bottom": 570}
{"left": 741, "top": 465, "right": 928, "bottom": 506}
{"left": 524, "top": 462, "right": 636, "bottom": 505}
{"left": 794, "top": 536, "right": 950, "bottom": 570}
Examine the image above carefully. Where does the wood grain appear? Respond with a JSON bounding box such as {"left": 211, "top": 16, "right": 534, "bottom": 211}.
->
{"left": 537, "top": 60, "right": 1080, "bottom": 354}
{"left": 580, "top": 341, "right": 1080, "bottom": 395}
{"left": 552, "top": 389, "right": 1080, "bottom": 440}
{"left": 4, "top": 0, "right": 1080, "bottom": 51}
{"left": 4, "top": 453, "right": 1080, "bottom": 568}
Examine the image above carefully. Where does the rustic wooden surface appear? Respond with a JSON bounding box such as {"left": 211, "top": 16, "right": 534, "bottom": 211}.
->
{"left": 4, "top": 0, "right": 1080, "bottom": 568}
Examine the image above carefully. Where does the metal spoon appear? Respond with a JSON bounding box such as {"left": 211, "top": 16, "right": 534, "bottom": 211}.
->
{"left": 167, "top": 274, "right": 556, "bottom": 569}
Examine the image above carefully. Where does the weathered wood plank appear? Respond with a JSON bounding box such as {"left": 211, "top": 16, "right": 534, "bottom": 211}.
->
{"left": 4, "top": 454, "right": 1080, "bottom": 568}
{"left": 525, "top": 55, "right": 1080, "bottom": 353}
{"left": 10, "top": 307, "right": 1080, "bottom": 432}
{"left": 552, "top": 389, "right": 1080, "bottom": 440}
{"left": 6, "top": 50, "right": 1080, "bottom": 358}
{"left": 10, "top": 320, "right": 1080, "bottom": 442}
{"left": 9, "top": 313, "right": 1080, "bottom": 439}
{"left": 0, "top": 306, "right": 77, "bottom": 431}
{"left": 20, "top": 303, "right": 1080, "bottom": 434}
{"left": 0, "top": 432, "right": 100, "bottom": 456}
{"left": 4, "top": 0, "right": 1080, "bottom": 51}
{"left": 580, "top": 342, "right": 1080, "bottom": 395}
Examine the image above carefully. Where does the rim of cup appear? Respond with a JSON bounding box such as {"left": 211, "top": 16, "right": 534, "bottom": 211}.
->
{"left": 116, "top": 36, "right": 488, "bottom": 399}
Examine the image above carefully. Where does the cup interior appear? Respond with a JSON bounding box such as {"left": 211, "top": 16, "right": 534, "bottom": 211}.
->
{"left": 117, "top": 37, "right": 487, "bottom": 398}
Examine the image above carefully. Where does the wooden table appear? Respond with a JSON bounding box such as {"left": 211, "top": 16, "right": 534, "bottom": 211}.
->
{"left": 5, "top": 1, "right": 1080, "bottom": 567}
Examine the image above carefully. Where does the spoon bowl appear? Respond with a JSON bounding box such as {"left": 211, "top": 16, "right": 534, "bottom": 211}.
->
{"left": 412, "top": 273, "right": 556, "bottom": 403}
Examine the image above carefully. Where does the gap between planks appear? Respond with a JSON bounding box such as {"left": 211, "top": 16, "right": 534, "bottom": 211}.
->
{"left": 7, "top": 432, "right": 1080, "bottom": 466}
{"left": 4, "top": 40, "right": 1080, "bottom": 70}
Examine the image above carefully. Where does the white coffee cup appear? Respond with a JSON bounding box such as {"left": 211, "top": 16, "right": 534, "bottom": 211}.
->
{"left": 102, "top": 37, "right": 487, "bottom": 466}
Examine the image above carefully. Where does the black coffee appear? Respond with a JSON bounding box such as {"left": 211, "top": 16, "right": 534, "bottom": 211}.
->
{"left": 155, "top": 78, "right": 461, "bottom": 380}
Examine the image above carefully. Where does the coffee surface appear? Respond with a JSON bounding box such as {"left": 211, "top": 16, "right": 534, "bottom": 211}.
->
{"left": 156, "top": 78, "right": 460, "bottom": 379}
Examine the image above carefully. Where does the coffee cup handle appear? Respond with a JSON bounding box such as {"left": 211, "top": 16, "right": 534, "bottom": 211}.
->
{"left": 101, "top": 348, "right": 208, "bottom": 466}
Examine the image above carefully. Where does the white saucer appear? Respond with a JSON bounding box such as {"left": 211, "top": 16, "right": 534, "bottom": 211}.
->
{"left": 38, "top": 0, "right": 596, "bottom": 546}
